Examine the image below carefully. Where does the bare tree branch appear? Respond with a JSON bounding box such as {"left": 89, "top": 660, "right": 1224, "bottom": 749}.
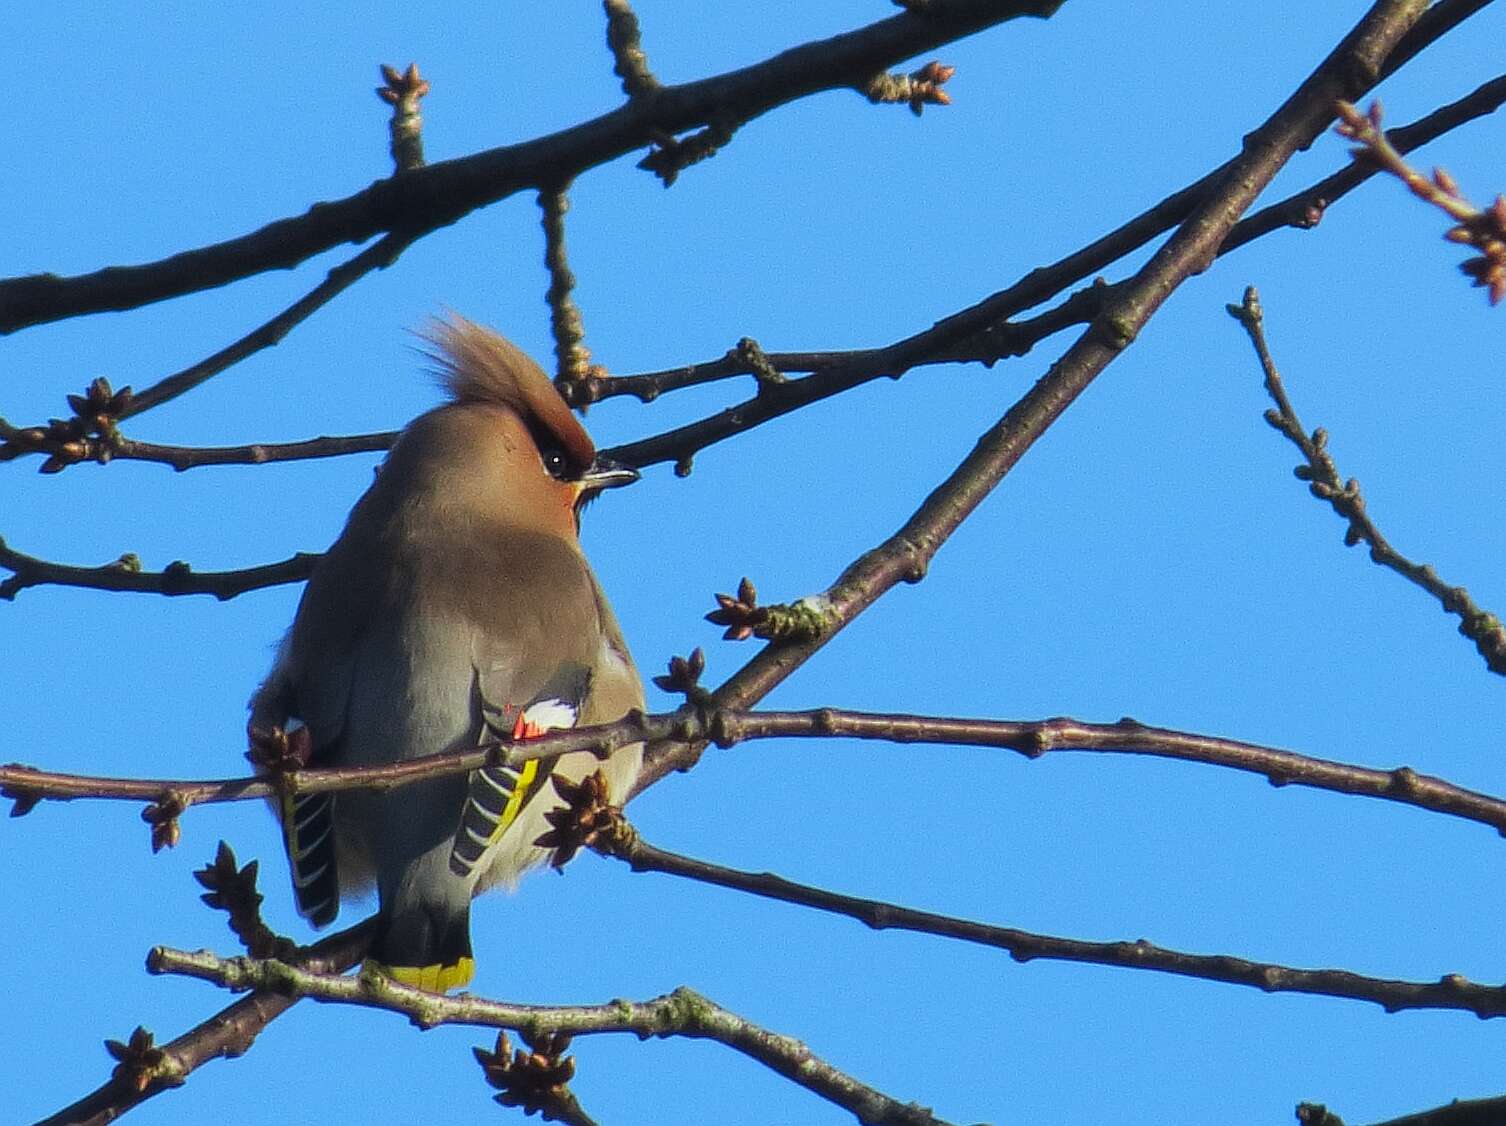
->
{"left": 0, "top": 428, "right": 399, "bottom": 473}
{"left": 147, "top": 949, "right": 953, "bottom": 1126}
{"left": 0, "top": 0, "right": 1063, "bottom": 334}
{"left": 121, "top": 231, "right": 416, "bottom": 419}
{"left": 106, "top": 431, "right": 398, "bottom": 472}
{"left": 1227, "top": 287, "right": 1506, "bottom": 675}
{"left": 0, "top": 537, "right": 318, "bottom": 601}
{"left": 540, "top": 187, "right": 593, "bottom": 390}
{"left": 38, "top": 919, "right": 375, "bottom": 1126}
{"left": 12, "top": 706, "right": 1506, "bottom": 848}
{"left": 638, "top": 0, "right": 1438, "bottom": 789}
{"left": 1222, "top": 71, "right": 1506, "bottom": 256}
{"left": 5, "top": 76, "right": 1500, "bottom": 481}
{"left": 599, "top": 74, "right": 1506, "bottom": 471}
{"left": 576, "top": 65, "right": 1506, "bottom": 411}
{"left": 602, "top": 0, "right": 660, "bottom": 100}
{"left": 1299, "top": 1093, "right": 1506, "bottom": 1126}
{"left": 607, "top": 833, "right": 1506, "bottom": 1019}
{"left": 0, "top": 233, "right": 414, "bottom": 472}
{"left": 1, "top": 2, "right": 1493, "bottom": 491}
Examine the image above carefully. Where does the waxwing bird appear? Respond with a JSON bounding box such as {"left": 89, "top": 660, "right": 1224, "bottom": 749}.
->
{"left": 248, "top": 316, "right": 644, "bottom": 992}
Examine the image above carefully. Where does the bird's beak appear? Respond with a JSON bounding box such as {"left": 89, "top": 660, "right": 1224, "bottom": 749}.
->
{"left": 578, "top": 455, "right": 639, "bottom": 495}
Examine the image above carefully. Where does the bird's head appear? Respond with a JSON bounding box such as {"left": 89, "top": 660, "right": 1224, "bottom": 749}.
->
{"left": 422, "top": 315, "right": 639, "bottom": 534}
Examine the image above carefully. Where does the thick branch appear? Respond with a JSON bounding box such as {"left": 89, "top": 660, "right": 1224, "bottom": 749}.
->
{"left": 147, "top": 951, "right": 950, "bottom": 1126}
{"left": 8, "top": 76, "right": 1501, "bottom": 480}
{"left": 0, "top": 0, "right": 1061, "bottom": 333}
{"left": 1300, "top": 1093, "right": 1506, "bottom": 1126}
{"left": 602, "top": 69, "right": 1506, "bottom": 470}
{"left": 38, "top": 919, "right": 374, "bottom": 1126}
{"left": 637, "top": 0, "right": 1436, "bottom": 789}
{"left": 1223, "top": 71, "right": 1506, "bottom": 256}
{"left": 611, "top": 835, "right": 1506, "bottom": 1019}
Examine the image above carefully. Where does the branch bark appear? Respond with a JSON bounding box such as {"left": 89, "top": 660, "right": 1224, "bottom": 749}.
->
{"left": 11, "top": 707, "right": 1505, "bottom": 845}
{"left": 637, "top": 0, "right": 1437, "bottom": 791}
{"left": 0, "top": 0, "right": 1061, "bottom": 334}
{"left": 146, "top": 950, "right": 952, "bottom": 1126}
{"left": 603, "top": 69, "right": 1506, "bottom": 472}
{"left": 609, "top": 835, "right": 1506, "bottom": 1020}
{"left": 38, "top": 919, "right": 375, "bottom": 1126}
{"left": 0, "top": 538, "right": 318, "bottom": 601}
{"left": 1228, "top": 286, "right": 1506, "bottom": 675}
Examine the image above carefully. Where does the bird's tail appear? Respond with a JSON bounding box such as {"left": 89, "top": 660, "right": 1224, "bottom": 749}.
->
{"left": 369, "top": 896, "right": 475, "bottom": 992}
{"left": 366, "top": 825, "right": 477, "bottom": 992}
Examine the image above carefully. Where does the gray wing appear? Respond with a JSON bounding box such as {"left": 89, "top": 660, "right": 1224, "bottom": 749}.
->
{"left": 448, "top": 663, "right": 594, "bottom": 880}
{"left": 252, "top": 488, "right": 400, "bottom": 926}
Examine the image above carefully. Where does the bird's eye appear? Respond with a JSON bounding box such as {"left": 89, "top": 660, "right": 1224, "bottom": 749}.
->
{"left": 540, "top": 446, "right": 572, "bottom": 480}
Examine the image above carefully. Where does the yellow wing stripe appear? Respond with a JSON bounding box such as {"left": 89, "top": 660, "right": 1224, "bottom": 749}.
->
{"left": 487, "top": 758, "right": 539, "bottom": 846}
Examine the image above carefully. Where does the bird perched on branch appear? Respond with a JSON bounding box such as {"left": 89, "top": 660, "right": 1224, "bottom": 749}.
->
{"left": 248, "top": 315, "right": 643, "bottom": 991}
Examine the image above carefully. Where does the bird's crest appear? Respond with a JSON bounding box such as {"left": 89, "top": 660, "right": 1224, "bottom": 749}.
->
{"left": 424, "top": 314, "right": 595, "bottom": 469}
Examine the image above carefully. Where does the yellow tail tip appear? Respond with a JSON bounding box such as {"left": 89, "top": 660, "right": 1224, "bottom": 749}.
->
{"left": 370, "top": 956, "right": 475, "bottom": 992}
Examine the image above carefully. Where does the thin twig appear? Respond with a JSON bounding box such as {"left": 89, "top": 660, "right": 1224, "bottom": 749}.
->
{"left": 11, "top": 707, "right": 1506, "bottom": 848}
{"left": 9, "top": 75, "right": 1502, "bottom": 479}
{"left": 123, "top": 232, "right": 416, "bottom": 419}
{"left": 564, "top": 70, "right": 1506, "bottom": 421}
{"left": 0, "top": 429, "right": 398, "bottom": 474}
{"left": 0, "top": 0, "right": 1063, "bottom": 333}
{"left": 147, "top": 951, "right": 952, "bottom": 1126}
{"left": 105, "top": 431, "right": 398, "bottom": 471}
{"left": 609, "top": 834, "right": 1506, "bottom": 1019}
{"left": 0, "top": 537, "right": 319, "bottom": 601}
{"left": 603, "top": 0, "right": 660, "bottom": 99}
{"left": 0, "top": 234, "right": 414, "bottom": 469}
{"left": 540, "top": 188, "right": 593, "bottom": 391}
{"left": 601, "top": 284, "right": 1114, "bottom": 470}
{"left": 1227, "top": 286, "right": 1506, "bottom": 675}
{"left": 637, "top": 0, "right": 1436, "bottom": 789}
{"left": 1335, "top": 98, "right": 1506, "bottom": 303}
{"left": 37, "top": 919, "right": 375, "bottom": 1126}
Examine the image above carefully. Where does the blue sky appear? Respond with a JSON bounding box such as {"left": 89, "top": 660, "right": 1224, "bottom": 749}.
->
{"left": 6, "top": 3, "right": 1506, "bottom": 1124}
